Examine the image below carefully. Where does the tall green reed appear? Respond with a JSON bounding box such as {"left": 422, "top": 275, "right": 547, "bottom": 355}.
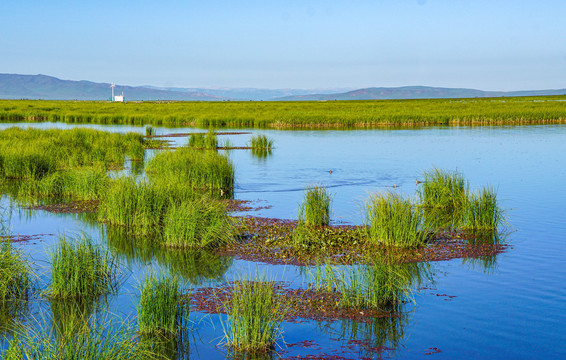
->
{"left": 223, "top": 279, "right": 285, "bottom": 353}
{"left": 298, "top": 184, "right": 331, "bottom": 227}
{"left": 365, "top": 191, "right": 429, "bottom": 248}
{"left": 137, "top": 273, "right": 189, "bottom": 335}
{"left": 47, "top": 235, "right": 119, "bottom": 299}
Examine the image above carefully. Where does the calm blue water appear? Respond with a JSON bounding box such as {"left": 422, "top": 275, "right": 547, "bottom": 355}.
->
{"left": 2, "top": 123, "right": 565, "bottom": 359}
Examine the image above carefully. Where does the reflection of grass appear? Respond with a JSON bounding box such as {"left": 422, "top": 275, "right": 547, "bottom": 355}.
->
{"left": 223, "top": 279, "right": 285, "bottom": 353}
{"left": 365, "top": 191, "right": 429, "bottom": 248}
{"left": 47, "top": 235, "right": 119, "bottom": 299}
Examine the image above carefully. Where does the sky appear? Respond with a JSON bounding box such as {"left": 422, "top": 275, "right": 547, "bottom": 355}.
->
{"left": 1, "top": 0, "right": 565, "bottom": 91}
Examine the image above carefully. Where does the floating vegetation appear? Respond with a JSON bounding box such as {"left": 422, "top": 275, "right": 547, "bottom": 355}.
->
{"left": 222, "top": 278, "right": 286, "bottom": 354}
{"left": 163, "top": 199, "right": 234, "bottom": 248}
{"left": 137, "top": 273, "right": 189, "bottom": 336}
{"left": 47, "top": 235, "right": 119, "bottom": 299}
{"left": 365, "top": 192, "right": 430, "bottom": 248}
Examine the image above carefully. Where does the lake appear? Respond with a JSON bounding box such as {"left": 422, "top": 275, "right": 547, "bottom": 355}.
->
{"left": 2, "top": 123, "right": 565, "bottom": 359}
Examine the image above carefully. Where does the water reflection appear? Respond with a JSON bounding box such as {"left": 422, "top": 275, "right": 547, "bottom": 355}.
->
{"left": 105, "top": 226, "right": 232, "bottom": 285}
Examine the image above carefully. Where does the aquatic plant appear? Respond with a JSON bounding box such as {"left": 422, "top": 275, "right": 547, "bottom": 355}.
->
{"left": 365, "top": 191, "right": 429, "bottom": 248}
{"left": 418, "top": 168, "right": 468, "bottom": 210}
{"left": 249, "top": 134, "right": 273, "bottom": 150}
{"left": 48, "top": 235, "right": 119, "bottom": 298}
{"left": 2, "top": 96, "right": 565, "bottom": 128}
{"left": 163, "top": 199, "right": 234, "bottom": 248}
{"left": 188, "top": 129, "right": 218, "bottom": 150}
{"left": 146, "top": 147, "right": 234, "bottom": 194}
{"left": 98, "top": 177, "right": 171, "bottom": 234}
{"left": 462, "top": 187, "right": 503, "bottom": 232}
{"left": 2, "top": 318, "right": 155, "bottom": 360}
{"left": 0, "top": 128, "right": 146, "bottom": 180}
{"left": 223, "top": 279, "right": 285, "bottom": 353}
{"left": 0, "top": 242, "right": 32, "bottom": 304}
{"left": 137, "top": 273, "right": 189, "bottom": 335}
{"left": 145, "top": 125, "right": 155, "bottom": 137}
{"left": 298, "top": 184, "right": 331, "bottom": 227}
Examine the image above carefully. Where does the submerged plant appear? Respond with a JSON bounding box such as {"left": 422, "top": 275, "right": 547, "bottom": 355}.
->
{"left": 137, "top": 273, "right": 189, "bottom": 335}
{"left": 298, "top": 184, "right": 331, "bottom": 227}
{"left": 365, "top": 191, "right": 429, "bottom": 248}
{"left": 223, "top": 279, "right": 285, "bottom": 353}
{"left": 48, "top": 235, "right": 119, "bottom": 299}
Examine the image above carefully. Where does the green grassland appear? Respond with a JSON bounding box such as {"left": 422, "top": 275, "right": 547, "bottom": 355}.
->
{"left": 1, "top": 96, "right": 565, "bottom": 128}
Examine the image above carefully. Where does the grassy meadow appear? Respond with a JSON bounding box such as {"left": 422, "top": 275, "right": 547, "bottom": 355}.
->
{"left": 0, "top": 96, "right": 565, "bottom": 128}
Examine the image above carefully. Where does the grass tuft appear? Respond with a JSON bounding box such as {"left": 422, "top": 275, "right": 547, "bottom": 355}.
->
{"left": 298, "top": 184, "right": 331, "bottom": 227}
{"left": 365, "top": 191, "right": 429, "bottom": 248}
{"left": 48, "top": 234, "right": 119, "bottom": 299}
{"left": 137, "top": 273, "right": 189, "bottom": 335}
{"left": 224, "top": 279, "right": 285, "bottom": 353}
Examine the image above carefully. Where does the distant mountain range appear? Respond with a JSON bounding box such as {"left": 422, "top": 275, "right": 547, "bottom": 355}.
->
{"left": 1, "top": 73, "right": 565, "bottom": 101}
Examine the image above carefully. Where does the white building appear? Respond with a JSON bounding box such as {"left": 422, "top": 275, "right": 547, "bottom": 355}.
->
{"left": 111, "top": 83, "right": 124, "bottom": 102}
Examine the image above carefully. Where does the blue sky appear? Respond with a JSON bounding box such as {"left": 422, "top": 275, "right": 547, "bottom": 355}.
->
{"left": 1, "top": 0, "right": 565, "bottom": 90}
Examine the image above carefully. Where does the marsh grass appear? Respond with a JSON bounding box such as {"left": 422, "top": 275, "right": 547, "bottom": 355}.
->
{"left": 0, "top": 242, "right": 32, "bottom": 304}
{"left": 17, "top": 166, "right": 109, "bottom": 202}
{"left": 145, "top": 126, "right": 155, "bottom": 137}
{"left": 462, "top": 187, "right": 503, "bottom": 231}
{"left": 47, "top": 235, "right": 119, "bottom": 299}
{"left": 2, "top": 317, "right": 155, "bottom": 360}
{"left": 249, "top": 135, "right": 273, "bottom": 150}
{"left": 98, "top": 177, "right": 170, "bottom": 234}
{"left": 298, "top": 184, "right": 331, "bottom": 227}
{"left": 163, "top": 199, "right": 234, "bottom": 248}
{"left": 137, "top": 273, "right": 189, "bottom": 336}
{"left": 146, "top": 147, "right": 234, "bottom": 194}
{"left": 223, "top": 279, "right": 285, "bottom": 353}
{"left": 0, "top": 128, "right": 146, "bottom": 180}
{"left": 365, "top": 191, "right": 429, "bottom": 248}
{"left": 188, "top": 130, "right": 218, "bottom": 150}
{"left": 419, "top": 168, "right": 468, "bottom": 209}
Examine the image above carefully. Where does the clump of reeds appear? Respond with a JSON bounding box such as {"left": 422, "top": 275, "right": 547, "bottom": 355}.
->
{"left": 98, "top": 177, "right": 171, "bottom": 235}
{"left": 462, "top": 187, "right": 503, "bottom": 232}
{"left": 163, "top": 199, "right": 234, "bottom": 248}
{"left": 188, "top": 130, "right": 218, "bottom": 150}
{"left": 137, "top": 273, "right": 189, "bottom": 335}
{"left": 47, "top": 235, "right": 119, "bottom": 298}
{"left": 249, "top": 135, "right": 273, "bottom": 150}
{"left": 298, "top": 184, "right": 331, "bottom": 227}
{"left": 145, "top": 126, "right": 155, "bottom": 137}
{"left": 0, "top": 241, "right": 32, "bottom": 306}
{"left": 145, "top": 147, "right": 234, "bottom": 194}
{"left": 418, "top": 168, "right": 468, "bottom": 210}
{"left": 365, "top": 191, "right": 429, "bottom": 248}
{"left": 3, "top": 318, "right": 154, "bottom": 360}
{"left": 224, "top": 279, "right": 285, "bottom": 353}
{"left": 17, "top": 166, "right": 109, "bottom": 202}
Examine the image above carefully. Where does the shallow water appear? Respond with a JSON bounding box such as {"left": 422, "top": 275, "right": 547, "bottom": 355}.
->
{"left": 2, "top": 123, "right": 566, "bottom": 359}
